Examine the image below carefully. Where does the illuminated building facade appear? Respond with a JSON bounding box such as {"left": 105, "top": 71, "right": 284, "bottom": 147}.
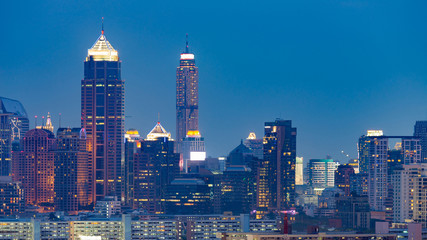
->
{"left": 308, "top": 159, "right": 336, "bottom": 189}
{"left": 182, "top": 130, "right": 206, "bottom": 173}
{"left": 36, "top": 112, "right": 54, "bottom": 133}
{"left": 257, "top": 120, "right": 296, "bottom": 218}
{"left": 0, "top": 97, "right": 29, "bottom": 176}
{"left": 335, "top": 164, "right": 355, "bottom": 196}
{"left": 221, "top": 166, "right": 255, "bottom": 214}
{"left": 176, "top": 37, "right": 199, "bottom": 154}
{"left": 359, "top": 131, "right": 421, "bottom": 212}
{"left": 0, "top": 176, "right": 24, "bottom": 216}
{"left": 81, "top": 27, "right": 124, "bottom": 203}
{"left": 295, "top": 157, "right": 304, "bottom": 185}
{"left": 54, "top": 128, "right": 88, "bottom": 213}
{"left": 124, "top": 129, "right": 142, "bottom": 207}
{"left": 133, "top": 122, "right": 179, "bottom": 212}
{"left": 164, "top": 178, "right": 211, "bottom": 215}
{"left": 358, "top": 131, "right": 388, "bottom": 211}
{"left": 12, "top": 129, "right": 56, "bottom": 211}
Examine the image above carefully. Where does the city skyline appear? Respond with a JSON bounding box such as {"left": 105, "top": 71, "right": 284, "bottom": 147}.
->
{"left": 2, "top": 1, "right": 427, "bottom": 161}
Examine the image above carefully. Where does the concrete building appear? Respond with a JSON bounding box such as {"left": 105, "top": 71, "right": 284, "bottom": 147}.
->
{"left": 0, "top": 214, "right": 279, "bottom": 240}
{"left": 216, "top": 232, "right": 397, "bottom": 240}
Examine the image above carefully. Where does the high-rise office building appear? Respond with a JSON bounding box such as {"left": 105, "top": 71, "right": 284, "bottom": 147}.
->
{"left": 176, "top": 36, "right": 199, "bottom": 154}
{"left": 124, "top": 129, "right": 142, "bottom": 207}
{"left": 308, "top": 159, "right": 336, "bottom": 189}
{"left": 221, "top": 142, "right": 259, "bottom": 214}
{"left": 358, "top": 130, "right": 421, "bottom": 212}
{"left": 414, "top": 121, "right": 427, "bottom": 163}
{"left": 133, "top": 122, "right": 180, "bottom": 212}
{"left": 0, "top": 97, "right": 29, "bottom": 176}
{"left": 12, "top": 129, "right": 56, "bottom": 212}
{"left": 182, "top": 130, "right": 206, "bottom": 173}
{"left": 335, "top": 164, "right": 355, "bottom": 196}
{"left": 358, "top": 130, "right": 388, "bottom": 211}
{"left": 257, "top": 119, "right": 296, "bottom": 218}
{"left": 54, "top": 128, "right": 88, "bottom": 213}
{"left": 221, "top": 166, "right": 255, "bottom": 214}
{"left": 81, "top": 26, "right": 124, "bottom": 202}
{"left": 165, "top": 178, "right": 211, "bottom": 215}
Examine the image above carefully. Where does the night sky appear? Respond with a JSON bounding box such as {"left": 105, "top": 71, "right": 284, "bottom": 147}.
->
{"left": 2, "top": 1, "right": 427, "bottom": 162}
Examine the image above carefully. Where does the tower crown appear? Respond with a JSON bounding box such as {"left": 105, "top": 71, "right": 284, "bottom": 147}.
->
{"left": 87, "top": 23, "right": 118, "bottom": 61}
{"left": 146, "top": 122, "right": 172, "bottom": 141}
{"left": 180, "top": 34, "right": 194, "bottom": 60}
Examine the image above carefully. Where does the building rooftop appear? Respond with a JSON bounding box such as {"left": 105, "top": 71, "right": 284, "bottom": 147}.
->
{"left": 0, "top": 97, "right": 27, "bottom": 118}
{"left": 87, "top": 30, "right": 118, "bottom": 61}
{"left": 146, "top": 122, "right": 171, "bottom": 140}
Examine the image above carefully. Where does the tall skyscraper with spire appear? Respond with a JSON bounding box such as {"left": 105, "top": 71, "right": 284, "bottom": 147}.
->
{"left": 81, "top": 22, "right": 124, "bottom": 204}
{"left": 176, "top": 35, "right": 199, "bottom": 154}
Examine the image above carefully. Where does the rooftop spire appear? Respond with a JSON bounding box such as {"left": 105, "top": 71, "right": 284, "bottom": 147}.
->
{"left": 185, "top": 33, "right": 189, "bottom": 53}
{"left": 101, "top": 17, "right": 104, "bottom": 35}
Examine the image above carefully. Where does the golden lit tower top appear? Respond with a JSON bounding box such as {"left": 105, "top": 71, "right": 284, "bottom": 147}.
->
{"left": 146, "top": 122, "right": 172, "bottom": 141}
{"left": 86, "top": 18, "right": 118, "bottom": 61}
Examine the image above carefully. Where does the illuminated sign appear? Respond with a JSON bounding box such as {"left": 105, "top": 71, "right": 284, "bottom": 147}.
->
{"left": 190, "top": 151, "right": 206, "bottom": 161}
{"left": 180, "top": 53, "right": 194, "bottom": 60}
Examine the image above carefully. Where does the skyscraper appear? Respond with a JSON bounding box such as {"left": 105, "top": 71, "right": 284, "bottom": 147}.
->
{"left": 358, "top": 130, "right": 388, "bottom": 211}
{"left": 133, "top": 122, "right": 180, "bottom": 212}
{"left": 335, "top": 164, "right": 355, "bottom": 196}
{"left": 123, "top": 129, "right": 142, "bottom": 207}
{"left": 12, "top": 129, "right": 56, "bottom": 212}
{"left": 358, "top": 130, "right": 421, "bottom": 212}
{"left": 257, "top": 119, "right": 296, "bottom": 218}
{"left": 176, "top": 36, "right": 199, "bottom": 154}
{"left": 81, "top": 25, "right": 124, "bottom": 202}
{"left": 182, "top": 130, "right": 206, "bottom": 173}
{"left": 308, "top": 159, "right": 336, "bottom": 189}
{"left": 414, "top": 121, "right": 427, "bottom": 163}
{"left": 0, "top": 97, "right": 29, "bottom": 176}
{"left": 54, "top": 128, "right": 88, "bottom": 213}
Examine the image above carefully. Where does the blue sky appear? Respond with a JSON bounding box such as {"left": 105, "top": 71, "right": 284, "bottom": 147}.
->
{"left": 2, "top": 1, "right": 427, "bottom": 161}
